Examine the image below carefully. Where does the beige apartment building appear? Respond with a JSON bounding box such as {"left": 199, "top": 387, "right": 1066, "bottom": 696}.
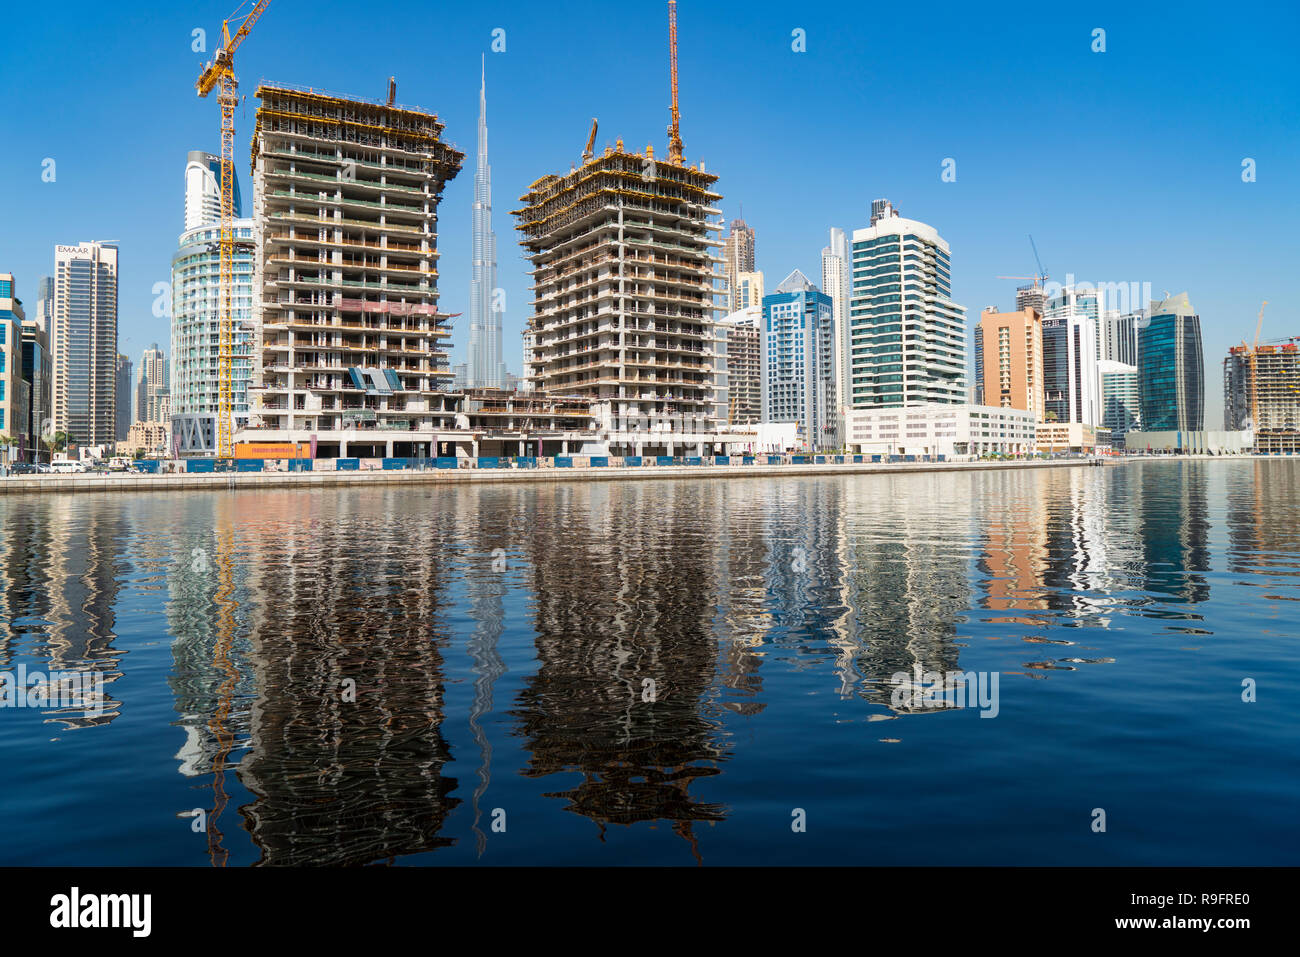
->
{"left": 977, "top": 307, "right": 1044, "bottom": 418}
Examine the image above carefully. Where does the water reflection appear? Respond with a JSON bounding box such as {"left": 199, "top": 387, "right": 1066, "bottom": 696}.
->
{"left": 514, "top": 484, "right": 728, "bottom": 856}
{"left": 1, "top": 460, "right": 1298, "bottom": 864}
{"left": 0, "top": 500, "right": 126, "bottom": 727}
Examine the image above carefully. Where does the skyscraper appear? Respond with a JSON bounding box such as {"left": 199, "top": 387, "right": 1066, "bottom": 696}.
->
{"left": 847, "top": 210, "right": 966, "bottom": 409}
{"left": 0, "top": 275, "right": 27, "bottom": 461}
{"left": 34, "top": 276, "right": 54, "bottom": 337}
{"left": 115, "top": 354, "right": 132, "bottom": 441}
{"left": 248, "top": 84, "right": 464, "bottom": 458}
{"left": 184, "top": 151, "right": 241, "bottom": 231}
{"left": 1100, "top": 310, "right": 1140, "bottom": 366}
{"left": 761, "top": 270, "right": 837, "bottom": 449}
{"left": 821, "top": 227, "right": 851, "bottom": 424}
{"left": 722, "top": 218, "right": 756, "bottom": 312}
{"left": 1138, "top": 292, "right": 1204, "bottom": 432}
{"left": 732, "top": 271, "right": 764, "bottom": 310}
{"left": 136, "top": 343, "right": 168, "bottom": 423}
{"left": 1225, "top": 341, "right": 1300, "bottom": 453}
{"left": 171, "top": 216, "right": 254, "bottom": 456}
{"left": 1099, "top": 360, "right": 1140, "bottom": 441}
{"left": 1042, "top": 315, "right": 1099, "bottom": 424}
{"left": 720, "top": 306, "right": 760, "bottom": 424}
{"left": 20, "top": 316, "right": 52, "bottom": 464}
{"left": 513, "top": 141, "right": 724, "bottom": 443}
{"left": 53, "top": 242, "right": 118, "bottom": 448}
{"left": 467, "top": 60, "right": 504, "bottom": 390}
{"left": 1041, "top": 283, "right": 1101, "bottom": 425}
{"left": 977, "top": 307, "right": 1044, "bottom": 417}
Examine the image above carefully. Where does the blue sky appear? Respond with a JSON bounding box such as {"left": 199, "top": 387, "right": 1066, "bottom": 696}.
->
{"left": 2, "top": 0, "right": 1297, "bottom": 425}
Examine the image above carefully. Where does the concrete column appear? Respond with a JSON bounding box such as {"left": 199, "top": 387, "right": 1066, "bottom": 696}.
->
{"left": 519, "top": 440, "right": 525, "bottom": 457}
{"left": 340, "top": 439, "right": 348, "bottom": 458}
{"left": 562, "top": 440, "right": 569, "bottom": 454}
{"left": 472, "top": 440, "right": 480, "bottom": 457}
{"left": 635, "top": 442, "right": 643, "bottom": 456}
{"left": 385, "top": 439, "right": 394, "bottom": 458}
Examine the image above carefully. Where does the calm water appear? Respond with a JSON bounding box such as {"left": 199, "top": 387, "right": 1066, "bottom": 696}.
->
{"left": 1, "top": 460, "right": 1297, "bottom": 866}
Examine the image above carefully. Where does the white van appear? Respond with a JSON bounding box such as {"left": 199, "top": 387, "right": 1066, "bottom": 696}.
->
{"left": 50, "top": 460, "right": 86, "bottom": 474}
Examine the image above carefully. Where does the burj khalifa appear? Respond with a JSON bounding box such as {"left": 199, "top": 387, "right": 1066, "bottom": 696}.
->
{"left": 468, "top": 56, "right": 505, "bottom": 389}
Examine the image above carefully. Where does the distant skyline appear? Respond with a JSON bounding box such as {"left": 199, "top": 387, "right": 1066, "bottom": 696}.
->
{"left": 1, "top": 0, "right": 1297, "bottom": 427}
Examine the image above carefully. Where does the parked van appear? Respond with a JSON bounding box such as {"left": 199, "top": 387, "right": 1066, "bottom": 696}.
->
{"left": 50, "top": 460, "right": 86, "bottom": 474}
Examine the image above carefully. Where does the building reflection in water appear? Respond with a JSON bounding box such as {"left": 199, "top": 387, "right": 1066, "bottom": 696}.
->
{"left": 451, "top": 486, "right": 512, "bottom": 858}
{"left": 707, "top": 482, "right": 774, "bottom": 716}
{"left": 0, "top": 498, "right": 125, "bottom": 728}
{"left": 977, "top": 468, "right": 1052, "bottom": 627}
{"left": 513, "top": 482, "right": 728, "bottom": 856}
{"left": 1226, "top": 460, "right": 1300, "bottom": 579}
{"left": 0, "top": 457, "right": 1257, "bottom": 864}
{"left": 161, "top": 490, "right": 462, "bottom": 865}
{"left": 837, "top": 474, "right": 968, "bottom": 709}
{"left": 1132, "top": 461, "right": 1212, "bottom": 608}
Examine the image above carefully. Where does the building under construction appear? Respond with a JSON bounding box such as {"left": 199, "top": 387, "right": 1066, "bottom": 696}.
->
{"left": 510, "top": 2, "right": 734, "bottom": 456}
{"left": 246, "top": 83, "right": 465, "bottom": 457}
{"left": 1225, "top": 341, "right": 1300, "bottom": 453}
{"left": 512, "top": 146, "right": 726, "bottom": 451}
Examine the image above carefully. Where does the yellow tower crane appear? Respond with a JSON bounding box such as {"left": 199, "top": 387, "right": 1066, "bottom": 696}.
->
{"left": 1250, "top": 300, "right": 1268, "bottom": 431}
{"left": 666, "top": 0, "right": 684, "bottom": 164}
{"left": 196, "top": 0, "right": 272, "bottom": 459}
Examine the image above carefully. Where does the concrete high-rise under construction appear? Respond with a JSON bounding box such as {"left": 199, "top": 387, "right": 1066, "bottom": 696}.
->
{"left": 512, "top": 145, "right": 724, "bottom": 444}
{"left": 467, "top": 59, "right": 505, "bottom": 390}
{"left": 246, "top": 83, "right": 464, "bottom": 458}
{"left": 1226, "top": 339, "right": 1300, "bottom": 453}
{"left": 512, "top": 2, "right": 728, "bottom": 454}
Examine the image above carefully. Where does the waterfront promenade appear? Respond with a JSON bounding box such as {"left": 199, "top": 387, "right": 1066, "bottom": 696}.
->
{"left": 0, "top": 455, "right": 1110, "bottom": 496}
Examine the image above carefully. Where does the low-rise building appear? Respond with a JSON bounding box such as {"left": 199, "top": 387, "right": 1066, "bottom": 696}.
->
{"left": 846, "top": 404, "right": 1036, "bottom": 457}
{"left": 119, "top": 420, "right": 170, "bottom": 456}
{"left": 1124, "top": 429, "right": 1252, "bottom": 455}
{"left": 1036, "top": 421, "right": 1096, "bottom": 454}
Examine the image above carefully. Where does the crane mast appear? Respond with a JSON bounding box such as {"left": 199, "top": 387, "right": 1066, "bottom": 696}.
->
{"left": 667, "top": 0, "right": 683, "bottom": 164}
{"left": 196, "top": 0, "right": 271, "bottom": 459}
{"left": 1250, "top": 301, "right": 1268, "bottom": 432}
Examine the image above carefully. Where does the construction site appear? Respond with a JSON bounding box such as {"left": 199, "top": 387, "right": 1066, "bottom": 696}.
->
{"left": 1221, "top": 300, "right": 1300, "bottom": 455}
{"left": 244, "top": 82, "right": 468, "bottom": 458}
{"left": 511, "top": 0, "right": 741, "bottom": 456}
{"left": 185, "top": 0, "right": 750, "bottom": 461}
{"left": 1225, "top": 340, "right": 1300, "bottom": 454}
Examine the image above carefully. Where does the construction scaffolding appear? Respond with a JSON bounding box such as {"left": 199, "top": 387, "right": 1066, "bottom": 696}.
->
{"left": 1226, "top": 341, "right": 1300, "bottom": 452}
{"left": 246, "top": 84, "right": 464, "bottom": 451}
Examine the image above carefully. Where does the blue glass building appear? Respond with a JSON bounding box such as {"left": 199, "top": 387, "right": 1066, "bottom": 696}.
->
{"left": 1138, "top": 293, "right": 1204, "bottom": 432}
{"left": 761, "top": 270, "right": 837, "bottom": 449}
